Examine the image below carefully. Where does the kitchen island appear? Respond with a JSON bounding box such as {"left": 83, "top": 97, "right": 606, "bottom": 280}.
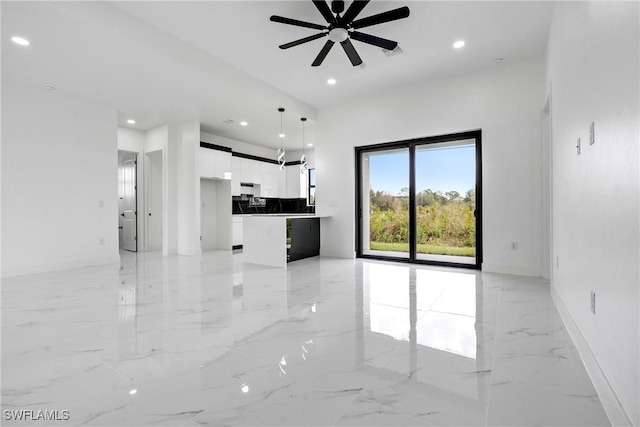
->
{"left": 243, "top": 214, "right": 324, "bottom": 268}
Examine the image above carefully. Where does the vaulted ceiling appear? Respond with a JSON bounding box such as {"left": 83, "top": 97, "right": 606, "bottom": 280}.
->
{"left": 2, "top": 1, "right": 554, "bottom": 149}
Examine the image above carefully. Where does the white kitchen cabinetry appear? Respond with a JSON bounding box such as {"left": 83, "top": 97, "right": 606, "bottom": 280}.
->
{"left": 232, "top": 216, "right": 243, "bottom": 247}
{"left": 285, "top": 165, "right": 307, "bottom": 198}
{"left": 240, "top": 158, "right": 252, "bottom": 183}
{"left": 261, "top": 163, "right": 279, "bottom": 197}
{"left": 199, "top": 147, "right": 231, "bottom": 180}
{"left": 231, "top": 156, "right": 242, "bottom": 195}
{"left": 216, "top": 150, "right": 231, "bottom": 179}
{"left": 277, "top": 165, "right": 287, "bottom": 198}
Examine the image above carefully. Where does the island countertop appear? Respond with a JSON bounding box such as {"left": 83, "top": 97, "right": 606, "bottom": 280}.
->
{"left": 242, "top": 215, "right": 326, "bottom": 268}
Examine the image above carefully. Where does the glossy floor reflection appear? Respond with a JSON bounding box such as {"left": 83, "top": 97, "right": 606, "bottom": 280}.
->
{"left": 2, "top": 251, "right": 609, "bottom": 426}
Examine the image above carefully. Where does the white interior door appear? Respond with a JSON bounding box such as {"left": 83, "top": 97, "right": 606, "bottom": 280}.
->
{"left": 122, "top": 153, "right": 137, "bottom": 252}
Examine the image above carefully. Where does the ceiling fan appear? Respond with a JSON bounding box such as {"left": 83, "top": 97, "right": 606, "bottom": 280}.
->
{"left": 270, "top": 0, "right": 410, "bottom": 67}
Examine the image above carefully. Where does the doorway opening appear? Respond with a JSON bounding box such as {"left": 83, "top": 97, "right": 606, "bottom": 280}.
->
{"left": 356, "top": 130, "right": 482, "bottom": 269}
{"left": 118, "top": 150, "right": 138, "bottom": 252}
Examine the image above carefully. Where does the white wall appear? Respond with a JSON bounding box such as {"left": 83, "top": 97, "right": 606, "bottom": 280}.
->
{"left": 546, "top": 2, "right": 639, "bottom": 424}
{"left": 1, "top": 85, "right": 120, "bottom": 277}
{"left": 118, "top": 127, "right": 144, "bottom": 152}
{"left": 146, "top": 150, "right": 163, "bottom": 252}
{"left": 316, "top": 56, "right": 545, "bottom": 276}
{"left": 177, "top": 121, "right": 201, "bottom": 256}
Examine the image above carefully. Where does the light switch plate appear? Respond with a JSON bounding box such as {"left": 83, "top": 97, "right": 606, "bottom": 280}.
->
{"left": 590, "top": 122, "right": 595, "bottom": 145}
{"left": 577, "top": 138, "right": 581, "bottom": 155}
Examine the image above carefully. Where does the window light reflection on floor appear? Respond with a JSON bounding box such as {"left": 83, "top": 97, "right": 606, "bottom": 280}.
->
{"left": 365, "top": 263, "right": 477, "bottom": 359}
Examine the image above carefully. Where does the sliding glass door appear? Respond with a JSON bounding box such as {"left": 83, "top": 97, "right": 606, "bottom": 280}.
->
{"left": 356, "top": 131, "right": 482, "bottom": 269}
{"left": 415, "top": 140, "right": 476, "bottom": 265}
{"left": 360, "top": 148, "right": 410, "bottom": 259}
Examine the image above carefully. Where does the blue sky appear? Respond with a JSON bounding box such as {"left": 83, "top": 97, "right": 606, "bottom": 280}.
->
{"left": 368, "top": 144, "right": 475, "bottom": 195}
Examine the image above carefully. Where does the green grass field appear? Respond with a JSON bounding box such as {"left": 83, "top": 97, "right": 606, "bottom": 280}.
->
{"left": 370, "top": 241, "right": 475, "bottom": 257}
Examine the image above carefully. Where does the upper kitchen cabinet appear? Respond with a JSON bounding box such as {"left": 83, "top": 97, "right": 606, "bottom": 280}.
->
{"left": 286, "top": 165, "right": 307, "bottom": 198}
{"left": 199, "top": 147, "right": 231, "bottom": 180}
{"left": 231, "top": 156, "right": 242, "bottom": 196}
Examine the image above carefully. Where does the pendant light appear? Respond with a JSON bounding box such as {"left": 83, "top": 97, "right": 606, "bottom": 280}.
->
{"left": 277, "top": 107, "right": 286, "bottom": 170}
{"left": 300, "top": 118, "right": 308, "bottom": 175}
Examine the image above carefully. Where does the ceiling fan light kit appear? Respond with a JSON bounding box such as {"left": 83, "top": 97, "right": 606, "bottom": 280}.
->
{"left": 270, "top": 0, "right": 410, "bottom": 67}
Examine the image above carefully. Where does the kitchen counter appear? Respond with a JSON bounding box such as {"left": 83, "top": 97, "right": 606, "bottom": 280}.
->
{"left": 242, "top": 215, "right": 327, "bottom": 268}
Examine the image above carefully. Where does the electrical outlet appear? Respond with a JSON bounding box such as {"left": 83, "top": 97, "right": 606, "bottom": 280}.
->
{"left": 511, "top": 241, "right": 518, "bottom": 250}
{"left": 590, "top": 291, "right": 596, "bottom": 314}
{"left": 98, "top": 200, "right": 104, "bottom": 208}
{"left": 99, "top": 237, "right": 105, "bottom": 245}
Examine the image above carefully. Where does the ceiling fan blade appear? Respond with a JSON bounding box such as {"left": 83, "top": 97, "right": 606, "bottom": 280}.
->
{"left": 312, "top": 0, "right": 336, "bottom": 24}
{"left": 312, "top": 40, "right": 335, "bottom": 66}
{"left": 270, "top": 15, "right": 327, "bottom": 31}
{"left": 340, "top": 0, "right": 370, "bottom": 25}
{"left": 349, "top": 31, "right": 397, "bottom": 50}
{"left": 280, "top": 32, "right": 327, "bottom": 49}
{"left": 351, "top": 6, "right": 410, "bottom": 29}
{"left": 340, "top": 38, "right": 363, "bottom": 66}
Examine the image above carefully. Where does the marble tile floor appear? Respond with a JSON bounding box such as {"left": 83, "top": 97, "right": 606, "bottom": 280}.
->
{"left": 1, "top": 251, "right": 610, "bottom": 426}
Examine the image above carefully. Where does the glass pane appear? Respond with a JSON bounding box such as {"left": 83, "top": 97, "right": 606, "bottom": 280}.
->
{"left": 309, "top": 169, "right": 316, "bottom": 186}
{"left": 308, "top": 187, "right": 316, "bottom": 205}
{"left": 361, "top": 148, "right": 410, "bottom": 258}
{"left": 415, "top": 140, "right": 476, "bottom": 264}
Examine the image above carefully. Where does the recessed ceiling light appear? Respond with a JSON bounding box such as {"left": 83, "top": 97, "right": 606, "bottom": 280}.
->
{"left": 279, "top": 133, "right": 285, "bottom": 138}
{"left": 240, "top": 121, "right": 248, "bottom": 126}
{"left": 129, "top": 389, "right": 137, "bottom": 395}
{"left": 453, "top": 40, "right": 465, "bottom": 49}
{"left": 127, "top": 119, "right": 136, "bottom": 125}
{"left": 11, "top": 36, "right": 30, "bottom": 46}
{"left": 43, "top": 85, "right": 56, "bottom": 91}
{"left": 327, "top": 78, "right": 337, "bottom": 85}
{"left": 494, "top": 57, "right": 504, "bottom": 64}
{"left": 307, "top": 143, "right": 313, "bottom": 147}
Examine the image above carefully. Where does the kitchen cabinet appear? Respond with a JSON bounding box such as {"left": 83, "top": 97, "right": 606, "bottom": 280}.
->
{"left": 199, "top": 147, "right": 231, "bottom": 180}
{"left": 232, "top": 216, "right": 243, "bottom": 247}
{"left": 285, "top": 165, "right": 306, "bottom": 198}
{"left": 239, "top": 158, "right": 251, "bottom": 183}
{"left": 231, "top": 156, "right": 242, "bottom": 195}
{"left": 216, "top": 150, "right": 231, "bottom": 179}
{"left": 277, "top": 165, "right": 287, "bottom": 198}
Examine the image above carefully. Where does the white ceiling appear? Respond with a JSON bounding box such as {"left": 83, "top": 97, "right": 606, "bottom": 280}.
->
{"left": 1, "top": 1, "right": 554, "bottom": 150}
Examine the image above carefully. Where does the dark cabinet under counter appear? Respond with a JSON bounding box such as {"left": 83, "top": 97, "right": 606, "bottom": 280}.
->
{"left": 288, "top": 218, "right": 320, "bottom": 263}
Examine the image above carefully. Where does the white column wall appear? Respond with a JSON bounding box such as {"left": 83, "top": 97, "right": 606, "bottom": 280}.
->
{"left": 1, "top": 85, "right": 120, "bottom": 277}
{"left": 546, "top": 2, "right": 639, "bottom": 424}
{"left": 176, "top": 121, "right": 201, "bottom": 257}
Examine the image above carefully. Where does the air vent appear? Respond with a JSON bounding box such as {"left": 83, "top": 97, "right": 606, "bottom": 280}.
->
{"left": 382, "top": 45, "right": 404, "bottom": 57}
{"left": 222, "top": 119, "right": 235, "bottom": 125}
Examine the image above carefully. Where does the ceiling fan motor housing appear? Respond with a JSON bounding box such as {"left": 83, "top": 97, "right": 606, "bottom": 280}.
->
{"left": 328, "top": 28, "right": 348, "bottom": 43}
{"left": 331, "top": 0, "right": 345, "bottom": 15}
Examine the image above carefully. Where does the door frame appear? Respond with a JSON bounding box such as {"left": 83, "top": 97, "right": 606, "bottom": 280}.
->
{"left": 355, "top": 130, "right": 483, "bottom": 270}
{"left": 118, "top": 150, "right": 138, "bottom": 252}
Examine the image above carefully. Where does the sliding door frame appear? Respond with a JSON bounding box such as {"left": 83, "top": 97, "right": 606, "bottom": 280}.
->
{"left": 355, "top": 129, "right": 483, "bottom": 270}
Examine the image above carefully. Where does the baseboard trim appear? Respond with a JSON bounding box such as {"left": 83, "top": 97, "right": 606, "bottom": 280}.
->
{"left": 551, "top": 286, "right": 634, "bottom": 427}
{"left": 1, "top": 255, "right": 121, "bottom": 278}
{"left": 481, "top": 262, "right": 540, "bottom": 277}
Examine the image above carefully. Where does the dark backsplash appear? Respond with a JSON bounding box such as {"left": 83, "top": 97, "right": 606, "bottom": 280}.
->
{"left": 232, "top": 197, "right": 314, "bottom": 215}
